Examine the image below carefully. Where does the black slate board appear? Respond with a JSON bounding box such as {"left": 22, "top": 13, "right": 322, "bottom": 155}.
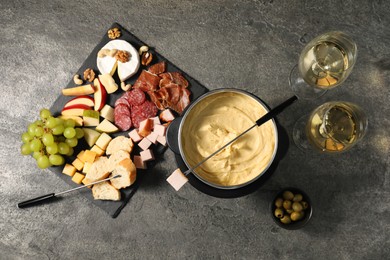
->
{"left": 49, "top": 23, "right": 208, "bottom": 218}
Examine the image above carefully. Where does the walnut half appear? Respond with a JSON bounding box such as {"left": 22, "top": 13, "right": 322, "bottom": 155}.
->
{"left": 83, "top": 68, "right": 95, "bottom": 82}
{"left": 115, "top": 50, "right": 130, "bottom": 63}
{"left": 108, "top": 28, "right": 121, "bottom": 39}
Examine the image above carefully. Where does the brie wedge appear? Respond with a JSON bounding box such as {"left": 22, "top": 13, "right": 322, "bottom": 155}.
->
{"left": 97, "top": 40, "right": 140, "bottom": 81}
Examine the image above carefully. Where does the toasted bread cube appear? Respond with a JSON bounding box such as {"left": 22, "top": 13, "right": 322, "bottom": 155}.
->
{"left": 167, "top": 168, "right": 188, "bottom": 191}
{"left": 133, "top": 155, "right": 146, "bottom": 169}
{"left": 77, "top": 150, "right": 85, "bottom": 162}
{"left": 153, "top": 124, "right": 166, "bottom": 137}
{"left": 156, "top": 135, "right": 167, "bottom": 146}
{"left": 146, "top": 132, "right": 159, "bottom": 144}
{"left": 72, "top": 158, "right": 84, "bottom": 171}
{"left": 95, "top": 133, "right": 112, "bottom": 150}
{"left": 159, "top": 109, "right": 175, "bottom": 122}
{"left": 62, "top": 164, "right": 76, "bottom": 177}
{"left": 82, "top": 150, "right": 97, "bottom": 163}
{"left": 138, "top": 118, "right": 153, "bottom": 137}
{"left": 71, "top": 172, "right": 85, "bottom": 184}
{"left": 150, "top": 116, "right": 161, "bottom": 126}
{"left": 140, "top": 149, "right": 154, "bottom": 162}
{"left": 138, "top": 137, "right": 152, "bottom": 151}
{"left": 128, "top": 129, "right": 143, "bottom": 143}
{"left": 82, "top": 162, "right": 92, "bottom": 175}
{"left": 90, "top": 145, "right": 104, "bottom": 156}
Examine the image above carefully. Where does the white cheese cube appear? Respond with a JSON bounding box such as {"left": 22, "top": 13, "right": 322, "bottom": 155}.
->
{"left": 140, "top": 149, "right": 154, "bottom": 162}
{"left": 166, "top": 168, "right": 188, "bottom": 191}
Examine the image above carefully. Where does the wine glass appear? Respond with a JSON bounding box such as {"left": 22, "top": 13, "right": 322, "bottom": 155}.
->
{"left": 293, "top": 101, "right": 368, "bottom": 153}
{"left": 289, "top": 31, "right": 357, "bottom": 99}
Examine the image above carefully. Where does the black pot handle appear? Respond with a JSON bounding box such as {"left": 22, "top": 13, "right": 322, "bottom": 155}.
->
{"left": 166, "top": 117, "right": 183, "bottom": 154}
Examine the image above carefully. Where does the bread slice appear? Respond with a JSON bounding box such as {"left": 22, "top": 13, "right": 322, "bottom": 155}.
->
{"left": 110, "top": 158, "right": 137, "bottom": 189}
{"left": 92, "top": 181, "right": 121, "bottom": 201}
{"left": 108, "top": 150, "right": 130, "bottom": 172}
{"left": 106, "top": 136, "right": 134, "bottom": 155}
{"left": 85, "top": 156, "right": 110, "bottom": 182}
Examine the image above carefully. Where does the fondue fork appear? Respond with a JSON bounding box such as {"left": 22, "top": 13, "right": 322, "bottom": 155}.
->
{"left": 167, "top": 95, "right": 298, "bottom": 191}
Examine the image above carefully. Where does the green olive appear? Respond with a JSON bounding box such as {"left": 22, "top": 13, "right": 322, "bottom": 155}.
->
{"left": 290, "top": 211, "right": 301, "bottom": 221}
{"left": 274, "top": 208, "right": 284, "bottom": 218}
{"left": 301, "top": 201, "right": 309, "bottom": 209}
{"left": 283, "top": 200, "right": 292, "bottom": 210}
{"left": 293, "top": 194, "right": 303, "bottom": 202}
{"left": 282, "top": 190, "right": 294, "bottom": 200}
{"left": 292, "top": 202, "right": 303, "bottom": 212}
{"left": 280, "top": 215, "right": 291, "bottom": 224}
{"left": 274, "top": 197, "right": 283, "bottom": 208}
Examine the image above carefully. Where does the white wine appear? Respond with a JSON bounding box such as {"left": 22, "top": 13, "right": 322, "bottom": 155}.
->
{"left": 299, "top": 41, "right": 349, "bottom": 89}
{"left": 296, "top": 31, "right": 357, "bottom": 92}
{"left": 306, "top": 102, "right": 367, "bottom": 153}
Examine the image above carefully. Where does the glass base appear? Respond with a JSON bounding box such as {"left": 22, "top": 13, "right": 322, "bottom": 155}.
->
{"left": 289, "top": 64, "right": 327, "bottom": 100}
{"left": 292, "top": 114, "right": 313, "bottom": 152}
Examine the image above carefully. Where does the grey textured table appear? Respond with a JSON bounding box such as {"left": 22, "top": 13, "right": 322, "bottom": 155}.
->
{"left": 1, "top": 1, "right": 389, "bottom": 259}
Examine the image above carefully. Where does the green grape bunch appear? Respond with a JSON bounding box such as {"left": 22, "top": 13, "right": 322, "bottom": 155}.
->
{"left": 20, "top": 108, "right": 84, "bottom": 169}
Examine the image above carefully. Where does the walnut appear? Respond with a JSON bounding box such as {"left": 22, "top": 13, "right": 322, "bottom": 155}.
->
{"left": 141, "top": 51, "right": 153, "bottom": 66}
{"left": 108, "top": 28, "right": 121, "bottom": 39}
{"left": 83, "top": 68, "right": 95, "bottom": 82}
{"left": 115, "top": 50, "right": 130, "bottom": 63}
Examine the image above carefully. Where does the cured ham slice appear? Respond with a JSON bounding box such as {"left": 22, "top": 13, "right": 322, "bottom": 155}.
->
{"left": 133, "top": 70, "right": 161, "bottom": 92}
{"left": 148, "top": 61, "right": 166, "bottom": 75}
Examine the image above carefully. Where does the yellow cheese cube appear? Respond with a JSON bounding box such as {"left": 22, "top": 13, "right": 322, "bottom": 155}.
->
{"left": 62, "top": 164, "right": 76, "bottom": 177}
{"left": 81, "top": 150, "right": 97, "bottom": 163}
{"left": 90, "top": 145, "right": 104, "bottom": 156}
{"left": 72, "top": 158, "right": 84, "bottom": 171}
{"left": 82, "top": 162, "right": 92, "bottom": 174}
{"left": 77, "top": 150, "right": 85, "bottom": 163}
{"left": 95, "top": 132, "right": 112, "bottom": 150}
{"left": 71, "top": 172, "right": 85, "bottom": 184}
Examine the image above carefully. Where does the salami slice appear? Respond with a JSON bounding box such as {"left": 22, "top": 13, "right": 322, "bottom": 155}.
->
{"left": 114, "top": 104, "right": 132, "bottom": 131}
{"left": 140, "top": 100, "right": 158, "bottom": 118}
{"left": 115, "top": 96, "right": 130, "bottom": 108}
{"left": 126, "top": 88, "right": 146, "bottom": 106}
{"left": 130, "top": 105, "right": 144, "bottom": 128}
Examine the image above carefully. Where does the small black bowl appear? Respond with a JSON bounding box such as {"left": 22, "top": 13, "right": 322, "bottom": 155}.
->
{"left": 270, "top": 187, "right": 313, "bottom": 230}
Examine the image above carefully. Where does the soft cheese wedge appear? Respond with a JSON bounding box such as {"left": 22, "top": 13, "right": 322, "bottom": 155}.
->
{"left": 97, "top": 39, "right": 140, "bottom": 82}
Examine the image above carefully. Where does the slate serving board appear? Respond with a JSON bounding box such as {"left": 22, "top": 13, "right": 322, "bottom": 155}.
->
{"left": 49, "top": 22, "right": 208, "bottom": 218}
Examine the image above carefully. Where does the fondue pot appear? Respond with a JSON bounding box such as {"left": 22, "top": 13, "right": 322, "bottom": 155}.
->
{"left": 166, "top": 88, "right": 279, "bottom": 194}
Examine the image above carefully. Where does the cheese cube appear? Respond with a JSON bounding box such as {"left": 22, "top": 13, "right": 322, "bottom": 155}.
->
{"left": 146, "top": 132, "right": 158, "bottom": 144}
{"left": 95, "top": 132, "right": 112, "bottom": 150}
{"left": 82, "top": 162, "right": 92, "bottom": 174}
{"left": 156, "top": 135, "right": 167, "bottom": 146}
{"left": 150, "top": 116, "right": 161, "bottom": 126}
{"left": 71, "top": 172, "right": 85, "bottom": 184}
{"left": 153, "top": 124, "right": 166, "bottom": 137}
{"left": 166, "top": 168, "right": 188, "bottom": 191}
{"left": 140, "top": 149, "right": 154, "bottom": 162}
{"left": 128, "top": 129, "right": 143, "bottom": 143}
{"left": 100, "top": 104, "right": 115, "bottom": 122}
{"left": 81, "top": 150, "right": 97, "bottom": 163}
{"left": 62, "top": 164, "right": 76, "bottom": 177}
{"left": 77, "top": 150, "right": 85, "bottom": 162}
{"left": 138, "top": 137, "right": 152, "bottom": 151}
{"left": 90, "top": 145, "right": 104, "bottom": 156}
{"left": 72, "top": 158, "right": 84, "bottom": 171}
{"left": 134, "top": 155, "right": 146, "bottom": 169}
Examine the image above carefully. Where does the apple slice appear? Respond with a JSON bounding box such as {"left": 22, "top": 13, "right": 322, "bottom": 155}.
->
{"left": 61, "top": 104, "right": 92, "bottom": 117}
{"left": 64, "top": 95, "right": 94, "bottom": 109}
{"left": 96, "top": 119, "right": 119, "bottom": 133}
{"left": 58, "top": 115, "right": 83, "bottom": 126}
{"left": 83, "top": 110, "right": 100, "bottom": 127}
{"left": 62, "top": 84, "right": 95, "bottom": 96}
{"left": 93, "top": 78, "right": 107, "bottom": 111}
{"left": 100, "top": 104, "right": 114, "bottom": 122}
{"left": 98, "top": 74, "right": 118, "bottom": 94}
{"left": 82, "top": 128, "right": 101, "bottom": 147}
